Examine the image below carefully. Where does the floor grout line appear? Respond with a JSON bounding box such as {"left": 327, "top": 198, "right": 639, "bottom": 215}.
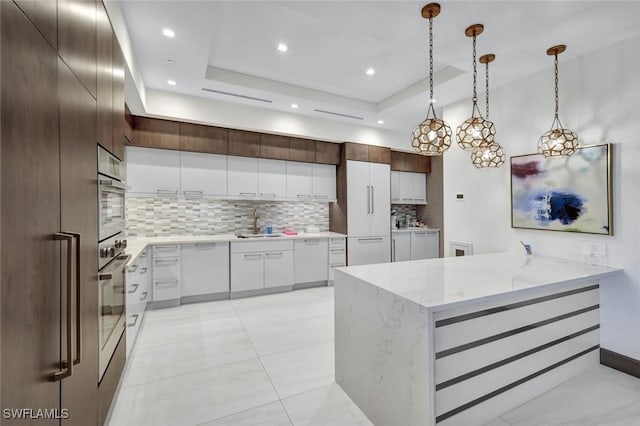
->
{"left": 193, "top": 399, "right": 284, "bottom": 426}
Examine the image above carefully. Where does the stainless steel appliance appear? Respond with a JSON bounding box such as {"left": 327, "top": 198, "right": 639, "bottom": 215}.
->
{"left": 97, "top": 146, "right": 129, "bottom": 380}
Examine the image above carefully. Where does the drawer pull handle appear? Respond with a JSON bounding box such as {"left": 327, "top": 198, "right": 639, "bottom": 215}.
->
{"left": 296, "top": 194, "right": 311, "bottom": 199}
{"left": 127, "top": 264, "right": 138, "bottom": 273}
{"left": 313, "top": 195, "right": 329, "bottom": 199}
{"left": 195, "top": 243, "right": 217, "bottom": 248}
{"left": 240, "top": 192, "right": 256, "bottom": 197}
{"left": 157, "top": 189, "right": 178, "bottom": 196}
{"left": 127, "top": 314, "right": 140, "bottom": 327}
{"left": 304, "top": 239, "right": 320, "bottom": 244}
{"left": 155, "top": 279, "right": 179, "bottom": 286}
{"left": 260, "top": 193, "right": 276, "bottom": 198}
{"left": 243, "top": 254, "right": 262, "bottom": 259}
{"left": 155, "top": 259, "right": 179, "bottom": 264}
{"left": 139, "top": 267, "right": 148, "bottom": 274}
{"left": 265, "top": 252, "right": 283, "bottom": 257}
{"left": 128, "top": 283, "right": 139, "bottom": 294}
{"left": 155, "top": 245, "right": 178, "bottom": 250}
{"left": 140, "top": 291, "right": 148, "bottom": 301}
{"left": 357, "top": 237, "right": 383, "bottom": 242}
{"left": 330, "top": 248, "right": 344, "bottom": 252}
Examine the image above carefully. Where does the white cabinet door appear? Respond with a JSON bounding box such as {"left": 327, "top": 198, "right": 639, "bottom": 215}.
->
{"left": 392, "top": 233, "right": 411, "bottom": 262}
{"left": 412, "top": 172, "right": 427, "bottom": 205}
{"left": 230, "top": 252, "right": 264, "bottom": 292}
{"left": 181, "top": 242, "right": 230, "bottom": 297}
{"left": 369, "top": 162, "right": 391, "bottom": 236}
{"left": 286, "top": 161, "right": 313, "bottom": 201}
{"left": 346, "top": 161, "right": 371, "bottom": 238}
{"left": 126, "top": 146, "right": 180, "bottom": 195}
{"left": 258, "top": 158, "right": 286, "bottom": 199}
{"left": 391, "top": 171, "right": 401, "bottom": 203}
{"left": 227, "top": 156, "right": 259, "bottom": 199}
{"left": 410, "top": 231, "right": 439, "bottom": 260}
{"left": 294, "top": 239, "right": 329, "bottom": 284}
{"left": 347, "top": 236, "right": 391, "bottom": 266}
{"left": 398, "top": 172, "right": 414, "bottom": 204}
{"left": 312, "top": 164, "right": 336, "bottom": 201}
{"left": 180, "top": 152, "right": 227, "bottom": 197}
{"left": 264, "top": 250, "right": 294, "bottom": 288}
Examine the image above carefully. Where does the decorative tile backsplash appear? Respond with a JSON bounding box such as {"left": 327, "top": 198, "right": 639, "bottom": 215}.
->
{"left": 392, "top": 204, "right": 417, "bottom": 220}
{"left": 126, "top": 197, "right": 329, "bottom": 237}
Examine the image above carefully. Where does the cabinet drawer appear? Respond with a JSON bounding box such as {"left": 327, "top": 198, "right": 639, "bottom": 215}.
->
{"left": 265, "top": 250, "right": 294, "bottom": 288}
{"left": 231, "top": 240, "right": 293, "bottom": 254}
{"left": 153, "top": 244, "right": 180, "bottom": 258}
{"left": 153, "top": 278, "right": 181, "bottom": 301}
{"left": 328, "top": 264, "right": 345, "bottom": 281}
{"left": 329, "top": 247, "right": 346, "bottom": 265}
{"left": 152, "top": 256, "right": 180, "bottom": 279}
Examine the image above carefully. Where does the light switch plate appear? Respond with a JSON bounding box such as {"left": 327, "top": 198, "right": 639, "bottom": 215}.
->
{"left": 456, "top": 193, "right": 464, "bottom": 201}
{"left": 582, "top": 242, "right": 606, "bottom": 257}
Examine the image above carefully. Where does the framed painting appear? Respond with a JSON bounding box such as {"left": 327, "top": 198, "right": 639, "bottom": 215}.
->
{"left": 510, "top": 143, "right": 612, "bottom": 235}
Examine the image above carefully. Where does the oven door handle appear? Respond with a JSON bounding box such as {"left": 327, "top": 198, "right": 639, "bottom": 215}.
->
{"left": 99, "top": 254, "right": 132, "bottom": 280}
{"left": 99, "top": 178, "right": 127, "bottom": 191}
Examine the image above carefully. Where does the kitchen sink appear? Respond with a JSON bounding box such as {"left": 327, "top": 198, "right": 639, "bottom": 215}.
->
{"left": 236, "top": 233, "right": 283, "bottom": 239}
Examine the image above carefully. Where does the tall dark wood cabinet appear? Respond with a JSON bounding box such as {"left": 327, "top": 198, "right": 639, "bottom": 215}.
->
{"left": 2, "top": 1, "right": 104, "bottom": 425}
{"left": 96, "top": 1, "right": 113, "bottom": 154}
{"left": 112, "top": 33, "right": 125, "bottom": 160}
{"left": 1, "top": 2, "right": 62, "bottom": 422}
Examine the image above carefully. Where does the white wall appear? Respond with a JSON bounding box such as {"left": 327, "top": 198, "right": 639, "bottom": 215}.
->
{"left": 442, "top": 35, "right": 640, "bottom": 360}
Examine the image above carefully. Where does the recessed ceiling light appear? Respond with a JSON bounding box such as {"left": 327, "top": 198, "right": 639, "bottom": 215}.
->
{"left": 277, "top": 43, "right": 288, "bottom": 52}
{"left": 366, "top": 68, "right": 376, "bottom": 76}
{"left": 167, "top": 80, "right": 176, "bottom": 86}
{"left": 377, "top": 120, "right": 384, "bottom": 124}
{"left": 162, "top": 28, "right": 175, "bottom": 38}
{"left": 291, "top": 103, "right": 298, "bottom": 109}
{"left": 167, "top": 59, "right": 175, "bottom": 65}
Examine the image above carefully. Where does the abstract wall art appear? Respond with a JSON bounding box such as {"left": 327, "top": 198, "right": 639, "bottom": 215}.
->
{"left": 510, "top": 144, "right": 612, "bottom": 235}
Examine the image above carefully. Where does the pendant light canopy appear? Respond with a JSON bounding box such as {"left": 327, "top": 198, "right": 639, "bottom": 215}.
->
{"left": 457, "top": 24, "right": 496, "bottom": 151}
{"left": 471, "top": 53, "right": 505, "bottom": 168}
{"left": 410, "top": 3, "right": 452, "bottom": 156}
{"left": 538, "top": 45, "right": 578, "bottom": 157}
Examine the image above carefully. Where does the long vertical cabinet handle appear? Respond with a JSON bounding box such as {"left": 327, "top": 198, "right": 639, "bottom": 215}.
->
{"left": 366, "top": 185, "right": 371, "bottom": 214}
{"left": 67, "top": 232, "right": 81, "bottom": 366}
{"left": 52, "top": 233, "right": 74, "bottom": 381}
{"left": 371, "top": 186, "right": 375, "bottom": 214}
{"left": 392, "top": 238, "right": 396, "bottom": 262}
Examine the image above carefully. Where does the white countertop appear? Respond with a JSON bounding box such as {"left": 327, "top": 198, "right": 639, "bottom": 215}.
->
{"left": 392, "top": 227, "right": 440, "bottom": 233}
{"left": 125, "top": 232, "right": 347, "bottom": 264}
{"left": 335, "top": 252, "right": 622, "bottom": 312}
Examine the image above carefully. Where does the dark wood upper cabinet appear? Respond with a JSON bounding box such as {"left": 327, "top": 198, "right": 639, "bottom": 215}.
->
{"left": 228, "top": 129, "right": 260, "bottom": 157}
{"left": 134, "top": 116, "right": 180, "bottom": 150}
{"left": 344, "top": 142, "right": 370, "bottom": 162}
{"left": 96, "top": 1, "right": 112, "bottom": 152}
{"left": 415, "top": 154, "right": 431, "bottom": 174}
{"left": 260, "top": 134, "right": 290, "bottom": 160}
{"left": 368, "top": 145, "right": 391, "bottom": 164}
{"left": 289, "top": 137, "right": 316, "bottom": 163}
{"left": 180, "top": 122, "right": 228, "bottom": 154}
{"left": 58, "top": 0, "right": 97, "bottom": 99}
{"left": 315, "top": 141, "right": 341, "bottom": 165}
{"left": 390, "top": 150, "right": 431, "bottom": 173}
{"left": 14, "top": 0, "right": 58, "bottom": 49}
{"left": 390, "top": 150, "right": 404, "bottom": 171}
{"left": 403, "top": 152, "right": 418, "bottom": 172}
{"left": 124, "top": 104, "right": 135, "bottom": 144}
{"left": 111, "top": 34, "right": 125, "bottom": 160}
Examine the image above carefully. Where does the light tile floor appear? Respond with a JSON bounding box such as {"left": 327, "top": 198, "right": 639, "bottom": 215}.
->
{"left": 108, "top": 287, "right": 640, "bottom": 426}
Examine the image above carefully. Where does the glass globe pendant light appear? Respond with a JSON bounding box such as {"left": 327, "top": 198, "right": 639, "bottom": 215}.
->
{"left": 410, "top": 3, "right": 452, "bottom": 156}
{"left": 457, "top": 24, "right": 496, "bottom": 151}
{"left": 538, "top": 45, "right": 578, "bottom": 157}
{"left": 471, "top": 53, "right": 505, "bottom": 168}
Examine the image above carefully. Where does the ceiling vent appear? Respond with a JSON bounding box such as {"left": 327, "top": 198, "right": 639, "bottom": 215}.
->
{"left": 313, "top": 109, "right": 364, "bottom": 121}
{"left": 202, "top": 88, "right": 272, "bottom": 103}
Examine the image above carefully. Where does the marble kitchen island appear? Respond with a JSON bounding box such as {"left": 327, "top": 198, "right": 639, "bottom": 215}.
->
{"left": 334, "top": 253, "right": 622, "bottom": 426}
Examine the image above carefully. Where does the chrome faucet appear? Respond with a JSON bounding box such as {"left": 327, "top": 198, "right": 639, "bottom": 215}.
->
{"left": 252, "top": 208, "right": 260, "bottom": 234}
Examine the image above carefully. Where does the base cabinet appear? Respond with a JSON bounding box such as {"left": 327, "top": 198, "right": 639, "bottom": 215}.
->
{"left": 264, "top": 250, "right": 295, "bottom": 288}
{"left": 230, "top": 240, "right": 294, "bottom": 295}
{"left": 294, "top": 239, "right": 329, "bottom": 284}
{"left": 392, "top": 232, "right": 411, "bottom": 262}
{"left": 181, "top": 242, "right": 230, "bottom": 300}
{"left": 328, "top": 237, "right": 346, "bottom": 282}
{"left": 410, "top": 230, "right": 439, "bottom": 260}
{"left": 230, "top": 252, "right": 264, "bottom": 292}
{"left": 347, "top": 236, "right": 391, "bottom": 266}
{"left": 152, "top": 245, "right": 181, "bottom": 302}
{"left": 126, "top": 249, "right": 149, "bottom": 356}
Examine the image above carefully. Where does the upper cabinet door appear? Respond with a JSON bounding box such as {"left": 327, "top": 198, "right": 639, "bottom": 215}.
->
{"left": 312, "top": 163, "right": 336, "bottom": 201}
{"left": 126, "top": 147, "right": 181, "bottom": 195}
{"left": 369, "top": 162, "right": 390, "bottom": 236}
{"left": 58, "top": 0, "right": 97, "bottom": 98}
{"left": 390, "top": 171, "right": 401, "bottom": 203}
{"left": 227, "top": 155, "right": 258, "bottom": 199}
{"left": 289, "top": 137, "right": 316, "bottom": 163}
{"left": 134, "top": 117, "right": 180, "bottom": 150}
{"left": 96, "top": 2, "right": 113, "bottom": 152}
{"left": 412, "top": 172, "right": 427, "bottom": 205}
{"left": 260, "top": 134, "right": 289, "bottom": 160}
{"left": 14, "top": 0, "right": 58, "bottom": 49}
{"left": 228, "top": 130, "right": 260, "bottom": 157}
{"left": 111, "top": 35, "right": 126, "bottom": 160}
{"left": 315, "top": 141, "right": 340, "bottom": 165}
{"left": 180, "top": 122, "right": 228, "bottom": 155}
{"left": 258, "top": 158, "right": 286, "bottom": 199}
{"left": 180, "top": 151, "right": 227, "bottom": 197}
{"left": 398, "top": 172, "right": 413, "bottom": 204}
{"left": 346, "top": 160, "right": 371, "bottom": 238}
{"left": 286, "top": 161, "right": 313, "bottom": 201}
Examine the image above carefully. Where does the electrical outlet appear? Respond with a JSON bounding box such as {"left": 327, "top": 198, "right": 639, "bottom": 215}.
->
{"left": 582, "top": 242, "right": 606, "bottom": 258}
{"left": 456, "top": 193, "right": 464, "bottom": 200}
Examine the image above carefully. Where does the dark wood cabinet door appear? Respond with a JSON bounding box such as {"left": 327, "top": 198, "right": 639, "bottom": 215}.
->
{"left": 315, "top": 141, "right": 341, "bottom": 165}
{"left": 403, "top": 152, "right": 418, "bottom": 172}
{"left": 1, "top": 2, "right": 62, "bottom": 420}
{"left": 260, "top": 134, "right": 290, "bottom": 160}
{"left": 416, "top": 155, "right": 431, "bottom": 173}
{"left": 124, "top": 104, "right": 135, "bottom": 144}
{"left": 390, "top": 151, "right": 404, "bottom": 171}
{"left": 58, "top": 58, "right": 99, "bottom": 426}
{"left": 289, "top": 137, "right": 316, "bottom": 163}
{"left": 14, "top": 0, "right": 57, "bottom": 49}
{"left": 112, "top": 35, "right": 125, "bottom": 159}
{"left": 228, "top": 129, "right": 260, "bottom": 157}
{"left": 368, "top": 146, "right": 391, "bottom": 164}
{"left": 180, "top": 122, "right": 228, "bottom": 154}
{"left": 344, "top": 142, "right": 369, "bottom": 162}
{"left": 98, "top": 335, "right": 125, "bottom": 426}
{"left": 58, "top": 0, "right": 97, "bottom": 98}
{"left": 134, "top": 116, "right": 180, "bottom": 150}
{"left": 96, "top": 1, "right": 112, "bottom": 153}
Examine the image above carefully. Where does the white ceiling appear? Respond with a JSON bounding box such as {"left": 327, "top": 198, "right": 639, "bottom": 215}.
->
{"left": 120, "top": 1, "right": 640, "bottom": 133}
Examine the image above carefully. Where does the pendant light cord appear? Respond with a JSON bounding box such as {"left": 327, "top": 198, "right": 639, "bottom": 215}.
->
{"left": 471, "top": 32, "right": 483, "bottom": 118}
{"left": 485, "top": 61, "right": 489, "bottom": 119}
{"left": 427, "top": 13, "right": 437, "bottom": 118}
{"left": 554, "top": 53, "right": 559, "bottom": 120}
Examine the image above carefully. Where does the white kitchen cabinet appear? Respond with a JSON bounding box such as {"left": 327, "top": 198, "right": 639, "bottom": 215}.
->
{"left": 181, "top": 242, "right": 230, "bottom": 299}
{"left": 346, "top": 160, "right": 391, "bottom": 238}
{"left": 230, "top": 252, "right": 264, "bottom": 292}
{"left": 227, "top": 155, "right": 259, "bottom": 199}
{"left": 180, "top": 151, "right": 227, "bottom": 197}
{"left": 264, "top": 250, "right": 294, "bottom": 288}
{"left": 328, "top": 237, "right": 346, "bottom": 283}
{"left": 152, "top": 245, "right": 181, "bottom": 302}
{"left": 410, "top": 230, "right": 439, "bottom": 260}
{"left": 412, "top": 173, "right": 427, "bottom": 204}
{"left": 369, "top": 162, "right": 391, "bottom": 236}
{"left": 286, "top": 161, "right": 313, "bottom": 201}
{"left": 398, "top": 172, "right": 414, "bottom": 203}
{"left": 347, "top": 236, "right": 391, "bottom": 266}
{"left": 258, "top": 158, "right": 287, "bottom": 199}
{"left": 391, "top": 171, "right": 401, "bottom": 203}
{"left": 390, "top": 171, "right": 427, "bottom": 205}
{"left": 392, "top": 232, "right": 411, "bottom": 262}
{"left": 126, "top": 146, "right": 180, "bottom": 196}
{"left": 294, "top": 238, "right": 329, "bottom": 284}
{"left": 125, "top": 248, "right": 151, "bottom": 355}
{"left": 312, "top": 164, "right": 337, "bottom": 201}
